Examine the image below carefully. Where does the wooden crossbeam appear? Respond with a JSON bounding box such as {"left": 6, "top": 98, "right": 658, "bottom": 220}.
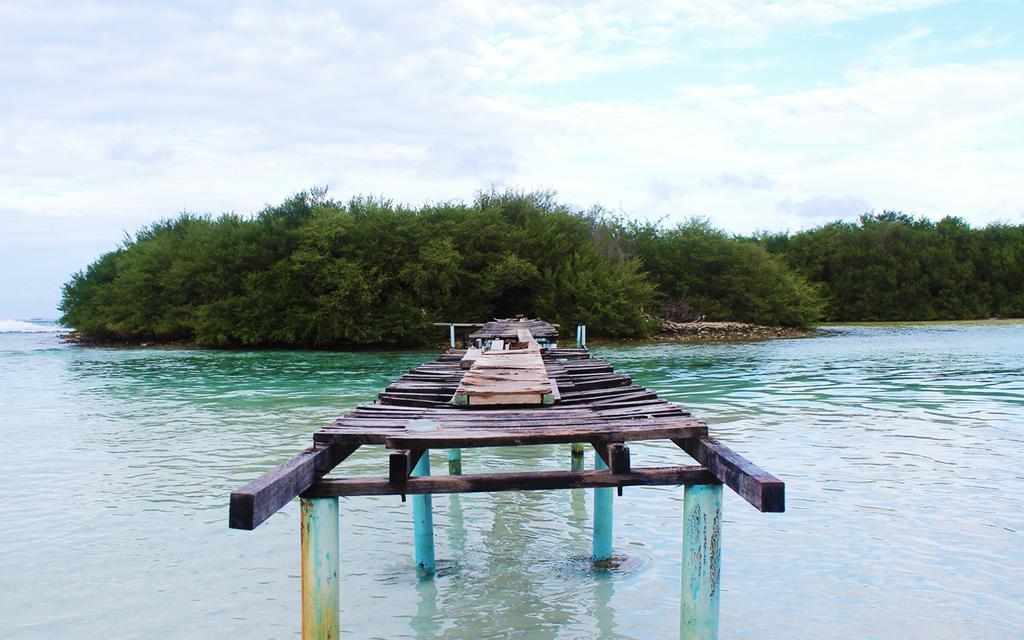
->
{"left": 302, "top": 465, "right": 718, "bottom": 498}
{"left": 673, "top": 437, "right": 785, "bottom": 513}
{"left": 381, "top": 420, "right": 705, "bottom": 449}
{"left": 229, "top": 443, "right": 359, "bottom": 530}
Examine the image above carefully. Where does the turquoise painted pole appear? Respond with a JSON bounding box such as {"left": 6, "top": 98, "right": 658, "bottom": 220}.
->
{"left": 449, "top": 324, "right": 456, "bottom": 348}
{"left": 582, "top": 325, "right": 587, "bottom": 347}
{"left": 448, "top": 447, "right": 462, "bottom": 475}
{"left": 570, "top": 442, "right": 585, "bottom": 472}
{"left": 592, "top": 452, "right": 613, "bottom": 562}
{"left": 412, "top": 454, "right": 436, "bottom": 574}
{"left": 680, "top": 483, "right": 723, "bottom": 640}
{"left": 576, "top": 325, "right": 582, "bottom": 347}
{"left": 301, "top": 497, "right": 339, "bottom": 640}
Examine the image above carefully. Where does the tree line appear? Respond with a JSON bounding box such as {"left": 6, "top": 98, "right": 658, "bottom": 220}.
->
{"left": 59, "top": 190, "right": 1024, "bottom": 347}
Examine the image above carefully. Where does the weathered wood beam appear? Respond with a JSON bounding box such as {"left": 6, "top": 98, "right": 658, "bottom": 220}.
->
{"left": 229, "top": 444, "right": 359, "bottom": 530}
{"left": 388, "top": 449, "right": 426, "bottom": 484}
{"left": 609, "top": 443, "right": 631, "bottom": 474}
{"left": 672, "top": 437, "right": 784, "bottom": 513}
{"left": 379, "top": 421, "right": 706, "bottom": 449}
{"left": 303, "top": 465, "right": 717, "bottom": 498}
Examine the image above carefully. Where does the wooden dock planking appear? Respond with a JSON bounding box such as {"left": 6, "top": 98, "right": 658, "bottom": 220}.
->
{"left": 459, "top": 348, "right": 482, "bottom": 369}
{"left": 469, "top": 317, "right": 559, "bottom": 342}
{"left": 314, "top": 408, "right": 707, "bottom": 448}
{"left": 229, "top": 316, "right": 786, "bottom": 639}
{"left": 230, "top": 318, "right": 784, "bottom": 530}
{"left": 451, "top": 330, "right": 553, "bottom": 406}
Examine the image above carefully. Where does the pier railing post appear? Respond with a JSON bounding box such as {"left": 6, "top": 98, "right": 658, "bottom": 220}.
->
{"left": 592, "top": 451, "right": 613, "bottom": 562}
{"left": 448, "top": 448, "right": 462, "bottom": 475}
{"left": 449, "top": 324, "right": 456, "bottom": 349}
{"left": 301, "top": 497, "right": 339, "bottom": 640}
{"left": 412, "top": 454, "right": 436, "bottom": 574}
{"left": 680, "top": 483, "right": 723, "bottom": 640}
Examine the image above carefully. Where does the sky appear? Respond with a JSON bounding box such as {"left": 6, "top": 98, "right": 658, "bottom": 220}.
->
{"left": 2, "top": 1, "right": 1023, "bottom": 319}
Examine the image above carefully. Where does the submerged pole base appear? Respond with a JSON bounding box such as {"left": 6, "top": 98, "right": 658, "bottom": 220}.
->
{"left": 412, "top": 454, "right": 436, "bottom": 574}
{"left": 680, "top": 483, "right": 723, "bottom": 640}
{"left": 301, "top": 497, "right": 340, "bottom": 640}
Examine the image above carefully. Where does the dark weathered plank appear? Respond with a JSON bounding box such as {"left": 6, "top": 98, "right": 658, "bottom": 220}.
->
{"left": 303, "top": 465, "right": 717, "bottom": 497}
{"left": 379, "top": 420, "right": 705, "bottom": 449}
{"left": 609, "top": 443, "right": 631, "bottom": 474}
{"left": 388, "top": 449, "right": 426, "bottom": 483}
{"left": 229, "top": 444, "right": 359, "bottom": 530}
{"left": 469, "top": 318, "right": 559, "bottom": 341}
{"left": 592, "top": 442, "right": 630, "bottom": 473}
{"left": 672, "top": 437, "right": 785, "bottom": 513}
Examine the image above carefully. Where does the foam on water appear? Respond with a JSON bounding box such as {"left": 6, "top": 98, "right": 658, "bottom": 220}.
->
{"left": 0, "top": 319, "right": 63, "bottom": 333}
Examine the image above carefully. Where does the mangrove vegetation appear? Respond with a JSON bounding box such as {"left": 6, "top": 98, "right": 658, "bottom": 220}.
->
{"left": 60, "top": 190, "right": 1024, "bottom": 347}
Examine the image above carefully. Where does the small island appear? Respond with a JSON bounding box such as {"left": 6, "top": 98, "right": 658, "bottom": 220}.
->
{"left": 59, "top": 189, "right": 1024, "bottom": 348}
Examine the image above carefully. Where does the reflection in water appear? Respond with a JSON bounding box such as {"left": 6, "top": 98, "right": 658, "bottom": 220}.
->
{"left": 594, "top": 571, "right": 616, "bottom": 639}
{"left": 412, "top": 576, "right": 439, "bottom": 640}
{"left": 1, "top": 324, "right": 1022, "bottom": 639}
{"left": 447, "top": 493, "right": 467, "bottom": 558}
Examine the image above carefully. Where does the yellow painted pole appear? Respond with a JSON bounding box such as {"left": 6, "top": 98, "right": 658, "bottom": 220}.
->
{"left": 301, "top": 497, "right": 339, "bottom": 640}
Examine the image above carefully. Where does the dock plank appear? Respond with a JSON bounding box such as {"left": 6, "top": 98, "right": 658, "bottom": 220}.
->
{"left": 229, "top": 443, "right": 359, "bottom": 530}
{"left": 673, "top": 437, "right": 785, "bottom": 513}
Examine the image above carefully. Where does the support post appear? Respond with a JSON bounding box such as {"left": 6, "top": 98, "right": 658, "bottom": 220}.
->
{"left": 449, "top": 324, "right": 456, "bottom": 349}
{"left": 680, "top": 483, "right": 723, "bottom": 640}
{"left": 448, "top": 448, "right": 462, "bottom": 475}
{"left": 570, "top": 442, "right": 585, "bottom": 472}
{"left": 576, "top": 325, "right": 582, "bottom": 347}
{"left": 301, "top": 497, "right": 339, "bottom": 640}
{"left": 581, "top": 325, "right": 587, "bottom": 348}
{"left": 412, "top": 454, "right": 436, "bottom": 574}
{"left": 592, "top": 451, "right": 613, "bottom": 562}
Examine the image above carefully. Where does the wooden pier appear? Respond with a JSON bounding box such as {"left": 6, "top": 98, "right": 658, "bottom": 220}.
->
{"left": 229, "top": 317, "right": 784, "bottom": 639}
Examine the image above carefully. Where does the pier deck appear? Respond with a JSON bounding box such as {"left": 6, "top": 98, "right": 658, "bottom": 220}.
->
{"left": 231, "top": 319, "right": 782, "bottom": 528}
{"left": 228, "top": 317, "right": 785, "bottom": 639}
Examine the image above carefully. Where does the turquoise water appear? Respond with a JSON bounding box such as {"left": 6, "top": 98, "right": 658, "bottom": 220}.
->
{"left": 1, "top": 323, "right": 1022, "bottom": 638}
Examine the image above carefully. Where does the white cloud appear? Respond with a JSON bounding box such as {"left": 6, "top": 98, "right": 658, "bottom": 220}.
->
{"left": 777, "top": 194, "right": 872, "bottom": 219}
{"left": 0, "top": 0, "right": 1022, "bottom": 315}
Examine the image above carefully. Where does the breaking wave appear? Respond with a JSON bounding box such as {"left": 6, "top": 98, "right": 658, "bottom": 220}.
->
{"left": 0, "top": 319, "right": 64, "bottom": 333}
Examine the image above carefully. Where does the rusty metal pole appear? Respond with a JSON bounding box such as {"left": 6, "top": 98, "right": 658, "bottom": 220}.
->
{"left": 680, "top": 483, "right": 723, "bottom": 640}
{"left": 301, "top": 497, "right": 339, "bottom": 640}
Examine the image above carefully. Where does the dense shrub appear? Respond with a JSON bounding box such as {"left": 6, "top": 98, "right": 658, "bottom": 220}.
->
{"left": 757, "top": 212, "right": 1024, "bottom": 321}
{"left": 63, "top": 191, "right": 1020, "bottom": 347}
{"left": 629, "top": 218, "right": 825, "bottom": 327}
{"left": 61, "top": 190, "right": 663, "bottom": 347}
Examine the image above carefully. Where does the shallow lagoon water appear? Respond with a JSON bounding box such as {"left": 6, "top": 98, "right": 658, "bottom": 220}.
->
{"left": 1, "top": 323, "right": 1022, "bottom": 638}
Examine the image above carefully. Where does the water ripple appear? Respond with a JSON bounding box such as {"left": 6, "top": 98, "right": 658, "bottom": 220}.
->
{"left": 0, "top": 325, "right": 1022, "bottom": 638}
